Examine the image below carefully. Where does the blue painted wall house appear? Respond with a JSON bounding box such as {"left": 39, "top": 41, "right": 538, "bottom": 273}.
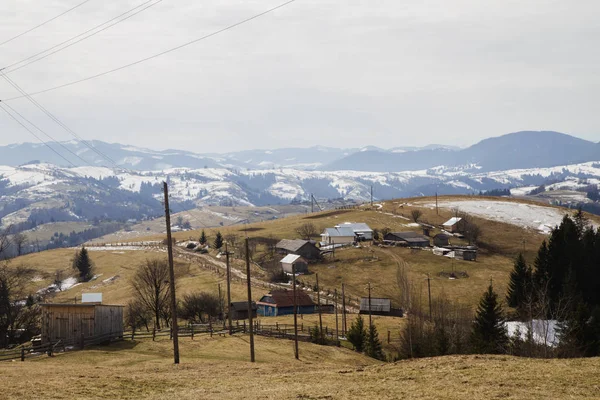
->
{"left": 257, "top": 290, "right": 315, "bottom": 317}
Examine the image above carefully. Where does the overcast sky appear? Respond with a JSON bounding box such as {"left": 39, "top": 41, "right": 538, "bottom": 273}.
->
{"left": 0, "top": 0, "right": 598, "bottom": 153}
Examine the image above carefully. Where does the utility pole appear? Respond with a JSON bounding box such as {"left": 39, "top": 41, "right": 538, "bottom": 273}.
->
{"left": 368, "top": 282, "right": 372, "bottom": 328}
{"left": 334, "top": 288, "right": 339, "bottom": 346}
{"left": 245, "top": 237, "right": 255, "bottom": 362}
{"left": 163, "top": 182, "right": 180, "bottom": 365}
{"left": 427, "top": 274, "right": 432, "bottom": 321}
{"left": 370, "top": 185, "right": 373, "bottom": 207}
{"left": 341, "top": 283, "right": 347, "bottom": 336}
{"left": 316, "top": 273, "right": 323, "bottom": 342}
{"left": 218, "top": 283, "right": 223, "bottom": 328}
{"left": 436, "top": 191, "right": 439, "bottom": 215}
{"left": 292, "top": 264, "right": 299, "bottom": 359}
{"left": 311, "top": 193, "right": 314, "bottom": 213}
{"left": 225, "top": 243, "right": 233, "bottom": 335}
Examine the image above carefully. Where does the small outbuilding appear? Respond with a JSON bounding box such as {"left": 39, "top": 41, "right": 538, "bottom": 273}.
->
{"left": 280, "top": 254, "right": 309, "bottom": 274}
{"left": 40, "top": 303, "right": 124, "bottom": 344}
{"left": 433, "top": 233, "right": 450, "bottom": 247}
{"left": 443, "top": 217, "right": 464, "bottom": 233}
{"left": 384, "top": 231, "right": 430, "bottom": 247}
{"left": 275, "top": 239, "right": 321, "bottom": 260}
{"left": 257, "top": 290, "right": 315, "bottom": 317}
{"left": 359, "top": 297, "right": 403, "bottom": 317}
{"left": 229, "top": 301, "right": 257, "bottom": 320}
{"left": 455, "top": 248, "right": 477, "bottom": 261}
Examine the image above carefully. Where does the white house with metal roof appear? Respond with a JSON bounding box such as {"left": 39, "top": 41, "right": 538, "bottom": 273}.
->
{"left": 280, "top": 254, "right": 308, "bottom": 274}
{"left": 335, "top": 222, "right": 373, "bottom": 240}
{"left": 320, "top": 226, "right": 356, "bottom": 246}
{"left": 442, "top": 217, "right": 463, "bottom": 233}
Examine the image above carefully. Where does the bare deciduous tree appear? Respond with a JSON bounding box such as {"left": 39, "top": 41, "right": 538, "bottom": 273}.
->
{"left": 125, "top": 299, "right": 152, "bottom": 332}
{"left": 0, "top": 226, "right": 13, "bottom": 260}
{"left": 130, "top": 258, "right": 172, "bottom": 330}
{"left": 295, "top": 223, "right": 318, "bottom": 240}
{"left": 411, "top": 210, "right": 423, "bottom": 223}
{"left": 179, "top": 292, "right": 221, "bottom": 323}
{"left": 224, "top": 233, "right": 239, "bottom": 248}
{"left": 13, "top": 233, "right": 28, "bottom": 256}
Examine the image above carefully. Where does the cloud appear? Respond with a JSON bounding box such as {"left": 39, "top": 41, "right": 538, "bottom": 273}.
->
{"left": 0, "top": 0, "right": 598, "bottom": 152}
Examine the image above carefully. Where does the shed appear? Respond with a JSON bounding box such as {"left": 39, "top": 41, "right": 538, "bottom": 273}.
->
{"left": 40, "top": 303, "right": 124, "bottom": 344}
{"left": 229, "top": 301, "right": 257, "bottom": 320}
{"left": 443, "top": 217, "right": 463, "bottom": 233}
{"left": 257, "top": 290, "right": 315, "bottom": 317}
{"left": 335, "top": 222, "right": 373, "bottom": 241}
{"left": 275, "top": 239, "right": 320, "bottom": 260}
{"left": 455, "top": 248, "right": 477, "bottom": 261}
{"left": 384, "top": 231, "right": 430, "bottom": 247}
{"left": 320, "top": 227, "right": 356, "bottom": 246}
{"left": 433, "top": 233, "right": 450, "bottom": 247}
{"left": 280, "top": 254, "right": 309, "bottom": 274}
{"left": 359, "top": 298, "right": 391, "bottom": 315}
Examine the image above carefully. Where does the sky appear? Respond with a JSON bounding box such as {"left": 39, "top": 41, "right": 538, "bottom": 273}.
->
{"left": 0, "top": 0, "right": 598, "bottom": 153}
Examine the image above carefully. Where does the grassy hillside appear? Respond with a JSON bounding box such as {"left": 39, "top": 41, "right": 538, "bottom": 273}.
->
{"left": 0, "top": 335, "right": 598, "bottom": 399}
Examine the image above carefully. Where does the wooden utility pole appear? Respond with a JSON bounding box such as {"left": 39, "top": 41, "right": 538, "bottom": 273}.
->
{"left": 163, "top": 182, "right": 180, "bottom": 365}
{"left": 341, "top": 283, "right": 347, "bottom": 336}
{"left": 436, "top": 191, "right": 439, "bottom": 215}
{"left": 311, "top": 193, "right": 314, "bottom": 213}
{"left": 292, "top": 264, "right": 299, "bottom": 359}
{"left": 334, "top": 288, "right": 339, "bottom": 345}
{"left": 245, "top": 238, "right": 255, "bottom": 362}
{"left": 218, "top": 283, "right": 223, "bottom": 328}
{"left": 368, "top": 282, "right": 372, "bottom": 328}
{"left": 316, "top": 273, "right": 323, "bottom": 341}
{"left": 370, "top": 186, "right": 373, "bottom": 207}
{"left": 225, "top": 243, "right": 233, "bottom": 335}
{"left": 427, "top": 274, "right": 432, "bottom": 321}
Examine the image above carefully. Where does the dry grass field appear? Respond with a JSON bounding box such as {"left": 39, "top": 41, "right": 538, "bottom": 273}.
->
{"left": 0, "top": 335, "right": 598, "bottom": 400}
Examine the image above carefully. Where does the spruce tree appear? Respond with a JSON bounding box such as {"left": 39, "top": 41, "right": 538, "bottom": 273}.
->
{"left": 347, "top": 315, "right": 367, "bottom": 353}
{"left": 213, "top": 231, "right": 223, "bottom": 250}
{"left": 72, "top": 246, "right": 94, "bottom": 282}
{"left": 506, "top": 253, "right": 532, "bottom": 310}
{"left": 471, "top": 284, "right": 508, "bottom": 354}
{"left": 199, "top": 230, "right": 207, "bottom": 246}
{"left": 366, "top": 323, "right": 385, "bottom": 360}
{"left": 533, "top": 240, "right": 549, "bottom": 290}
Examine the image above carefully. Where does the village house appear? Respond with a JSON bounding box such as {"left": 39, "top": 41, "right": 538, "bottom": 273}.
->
{"left": 320, "top": 226, "right": 356, "bottom": 246}
{"left": 229, "top": 301, "right": 257, "bottom": 320}
{"left": 280, "top": 254, "right": 309, "bottom": 274}
{"left": 335, "top": 222, "right": 374, "bottom": 241}
{"left": 257, "top": 290, "right": 315, "bottom": 317}
{"left": 443, "top": 217, "right": 464, "bottom": 233}
{"left": 433, "top": 233, "right": 450, "bottom": 247}
{"left": 40, "top": 302, "right": 124, "bottom": 344}
{"left": 384, "top": 231, "right": 430, "bottom": 247}
{"left": 275, "top": 239, "right": 320, "bottom": 260}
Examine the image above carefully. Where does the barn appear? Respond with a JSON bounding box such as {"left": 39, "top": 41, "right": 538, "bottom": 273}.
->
{"left": 275, "top": 239, "right": 321, "bottom": 260}
{"left": 40, "top": 303, "right": 124, "bottom": 344}
{"left": 443, "top": 217, "right": 464, "bottom": 233}
{"left": 433, "top": 233, "right": 450, "bottom": 247}
{"left": 384, "top": 231, "right": 430, "bottom": 247}
{"left": 257, "top": 290, "right": 315, "bottom": 316}
{"left": 280, "top": 254, "right": 309, "bottom": 274}
{"left": 229, "top": 301, "right": 257, "bottom": 320}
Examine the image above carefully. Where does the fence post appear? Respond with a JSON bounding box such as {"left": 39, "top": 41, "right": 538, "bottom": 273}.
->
{"left": 152, "top": 328, "right": 156, "bottom": 341}
{"left": 170, "top": 327, "right": 173, "bottom": 340}
{"left": 388, "top": 330, "right": 391, "bottom": 344}
{"left": 131, "top": 330, "right": 135, "bottom": 341}
{"left": 243, "top": 320, "right": 246, "bottom": 333}
{"left": 21, "top": 348, "right": 25, "bottom": 362}
{"left": 191, "top": 325, "right": 194, "bottom": 340}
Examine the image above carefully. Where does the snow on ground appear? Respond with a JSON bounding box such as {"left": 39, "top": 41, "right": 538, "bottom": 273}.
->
{"left": 86, "top": 245, "right": 150, "bottom": 251}
{"left": 506, "top": 320, "right": 559, "bottom": 346}
{"left": 510, "top": 186, "right": 538, "bottom": 196}
{"left": 425, "top": 200, "right": 589, "bottom": 234}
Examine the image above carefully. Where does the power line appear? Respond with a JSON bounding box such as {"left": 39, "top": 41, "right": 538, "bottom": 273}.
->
{"left": 0, "top": 0, "right": 94, "bottom": 47}
{"left": 3, "top": 0, "right": 163, "bottom": 73}
{"left": 1, "top": 0, "right": 296, "bottom": 101}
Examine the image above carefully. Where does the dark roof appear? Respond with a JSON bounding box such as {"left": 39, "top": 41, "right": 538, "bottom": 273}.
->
{"left": 276, "top": 239, "right": 314, "bottom": 252}
{"left": 434, "top": 233, "right": 450, "bottom": 238}
{"left": 359, "top": 298, "right": 391, "bottom": 312}
{"left": 259, "top": 290, "right": 314, "bottom": 308}
{"left": 386, "top": 232, "right": 430, "bottom": 242}
{"left": 230, "top": 301, "right": 257, "bottom": 311}
{"left": 40, "top": 303, "right": 124, "bottom": 308}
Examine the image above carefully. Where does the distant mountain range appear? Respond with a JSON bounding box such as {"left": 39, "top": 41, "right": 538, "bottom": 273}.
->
{"left": 0, "top": 131, "right": 597, "bottom": 173}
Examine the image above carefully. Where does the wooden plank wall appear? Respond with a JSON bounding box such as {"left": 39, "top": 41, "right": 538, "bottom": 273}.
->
{"left": 42, "top": 305, "right": 95, "bottom": 343}
{"left": 94, "top": 306, "right": 124, "bottom": 337}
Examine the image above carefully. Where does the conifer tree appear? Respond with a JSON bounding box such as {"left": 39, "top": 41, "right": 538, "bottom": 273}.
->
{"left": 471, "top": 284, "right": 508, "bottom": 354}
{"left": 366, "top": 323, "right": 385, "bottom": 360}
{"left": 506, "top": 253, "right": 532, "bottom": 309}
{"left": 347, "top": 315, "right": 367, "bottom": 353}
{"left": 199, "top": 230, "right": 207, "bottom": 246}
{"left": 72, "top": 246, "right": 94, "bottom": 282}
{"left": 213, "top": 231, "right": 223, "bottom": 250}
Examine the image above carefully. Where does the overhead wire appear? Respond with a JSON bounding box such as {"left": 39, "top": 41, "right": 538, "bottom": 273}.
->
{"left": 0, "top": 0, "right": 94, "bottom": 47}
{"left": 1, "top": 0, "right": 296, "bottom": 101}
{"left": 2, "top": 0, "right": 163, "bottom": 73}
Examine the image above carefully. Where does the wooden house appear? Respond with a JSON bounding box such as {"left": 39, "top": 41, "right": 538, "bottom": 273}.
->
{"left": 433, "top": 233, "right": 450, "bottom": 247}
{"left": 275, "top": 239, "right": 320, "bottom": 260}
{"left": 454, "top": 247, "right": 477, "bottom": 261}
{"left": 229, "top": 301, "right": 257, "bottom": 320}
{"left": 280, "top": 254, "right": 309, "bottom": 274}
{"left": 40, "top": 303, "right": 124, "bottom": 344}
{"left": 384, "top": 231, "right": 430, "bottom": 247}
{"left": 257, "top": 290, "right": 315, "bottom": 317}
{"left": 442, "top": 217, "right": 464, "bottom": 233}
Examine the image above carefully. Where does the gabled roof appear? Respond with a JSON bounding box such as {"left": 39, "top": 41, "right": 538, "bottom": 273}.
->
{"left": 359, "top": 297, "right": 391, "bottom": 312}
{"left": 322, "top": 227, "right": 355, "bottom": 237}
{"left": 388, "top": 231, "right": 420, "bottom": 239}
{"left": 443, "top": 217, "right": 462, "bottom": 226}
{"left": 385, "top": 231, "right": 430, "bottom": 243}
{"left": 259, "top": 290, "right": 314, "bottom": 308}
{"left": 434, "top": 233, "right": 450, "bottom": 239}
{"left": 230, "top": 301, "right": 257, "bottom": 311}
{"left": 336, "top": 222, "right": 373, "bottom": 232}
{"left": 276, "top": 239, "right": 313, "bottom": 252}
{"left": 280, "top": 254, "right": 303, "bottom": 264}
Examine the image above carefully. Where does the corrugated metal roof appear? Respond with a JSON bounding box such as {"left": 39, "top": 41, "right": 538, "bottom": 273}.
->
{"left": 259, "top": 290, "right": 314, "bottom": 308}
{"left": 276, "top": 239, "right": 311, "bottom": 252}
{"left": 230, "top": 301, "right": 257, "bottom": 311}
{"left": 443, "top": 217, "right": 462, "bottom": 226}
{"left": 336, "top": 222, "right": 373, "bottom": 232}
{"left": 280, "top": 254, "right": 302, "bottom": 264}
{"left": 322, "top": 227, "right": 355, "bottom": 237}
{"left": 359, "top": 298, "right": 391, "bottom": 312}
